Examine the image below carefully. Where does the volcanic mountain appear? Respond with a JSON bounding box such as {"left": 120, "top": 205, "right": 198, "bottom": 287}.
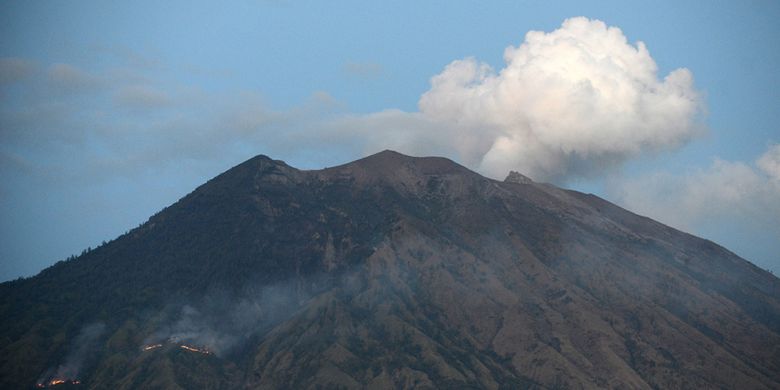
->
{"left": 2, "top": 150, "right": 779, "bottom": 389}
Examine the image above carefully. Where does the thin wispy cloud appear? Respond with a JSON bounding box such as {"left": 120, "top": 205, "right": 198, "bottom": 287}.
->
{"left": 114, "top": 85, "right": 172, "bottom": 110}
{"left": 611, "top": 145, "right": 780, "bottom": 230}
{"left": 343, "top": 61, "right": 384, "bottom": 80}
{"left": 608, "top": 144, "right": 780, "bottom": 270}
{"left": 47, "top": 63, "right": 103, "bottom": 92}
{"left": 0, "top": 57, "right": 36, "bottom": 84}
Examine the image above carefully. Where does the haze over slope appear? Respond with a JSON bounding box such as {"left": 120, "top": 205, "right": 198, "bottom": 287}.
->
{"left": 1, "top": 151, "right": 779, "bottom": 389}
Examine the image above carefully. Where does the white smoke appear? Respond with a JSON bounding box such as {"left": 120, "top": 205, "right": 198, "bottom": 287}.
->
{"left": 145, "top": 281, "right": 303, "bottom": 356}
{"left": 38, "top": 322, "right": 106, "bottom": 383}
{"left": 417, "top": 16, "right": 703, "bottom": 181}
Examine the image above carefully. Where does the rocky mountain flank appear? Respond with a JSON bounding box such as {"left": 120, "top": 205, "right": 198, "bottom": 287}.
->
{"left": 2, "top": 150, "right": 779, "bottom": 389}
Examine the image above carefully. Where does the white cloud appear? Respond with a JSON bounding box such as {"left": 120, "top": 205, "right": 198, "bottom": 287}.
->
{"left": 757, "top": 143, "right": 780, "bottom": 181}
{"left": 417, "top": 17, "right": 703, "bottom": 181}
{"left": 607, "top": 145, "right": 780, "bottom": 271}
{"left": 609, "top": 146, "right": 780, "bottom": 258}
{"left": 0, "top": 18, "right": 705, "bottom": 185}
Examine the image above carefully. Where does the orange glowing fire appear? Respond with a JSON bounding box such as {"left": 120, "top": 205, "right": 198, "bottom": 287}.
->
{"left": 180, "top": 344, "right": 211, "bottom": 354}
{"left": 37, "top": 378, "right": 80, "bottom": 387}
{"left": 141, "top": 343, "right": 163, "bottom": 351}
{"left": 140, "top": 341, "right": 211, "bottom": 355}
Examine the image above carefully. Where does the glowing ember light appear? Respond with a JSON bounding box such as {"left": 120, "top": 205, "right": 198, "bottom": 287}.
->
{"left": 179, "top": 344, "right": 211, "bottom": 354}
{"left": 37, "top": 378, "right": 80, "bottom": 387}
{"left": 141, "top": 343, "right": 163, "bottom": 351}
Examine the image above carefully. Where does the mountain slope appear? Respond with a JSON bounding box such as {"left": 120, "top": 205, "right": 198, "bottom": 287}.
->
{"left": 2, "top": 150, "right": 779, "bottom": 389}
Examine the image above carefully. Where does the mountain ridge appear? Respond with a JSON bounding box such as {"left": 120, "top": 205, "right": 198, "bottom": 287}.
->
{"left": 2, "top": 150, "right": 779, "bottom": 389}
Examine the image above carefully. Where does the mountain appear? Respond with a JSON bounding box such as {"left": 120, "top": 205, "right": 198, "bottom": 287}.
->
{"left": 2, "top": 150, "right": 779, "bottom": 389}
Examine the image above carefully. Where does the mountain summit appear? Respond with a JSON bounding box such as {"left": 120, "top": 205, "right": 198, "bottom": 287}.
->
{"left": 2, "top": 151, "right": 779, "bottom": 389}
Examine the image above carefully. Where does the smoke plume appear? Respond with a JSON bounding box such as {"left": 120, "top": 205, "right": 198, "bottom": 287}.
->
{"left": 38, "top": 322, "right": 106, "bottom": 383}
{"left": 145, "top": 280, "right": 305, "bottom": 356}
{"left": 416, "top": 16, "right": 703, "bottom": 181}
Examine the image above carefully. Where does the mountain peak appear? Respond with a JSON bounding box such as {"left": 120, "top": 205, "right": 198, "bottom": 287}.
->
{"left": 245, "top": 153, "right": 288, "bottom": 167}
{"left": 367, "top": 149, "right": 406, "bottom": 158}
{"left": 317, "top": 150, "right": 480, "bottom": 194}
{"left": 3, "top": 151, "right": 780, "bottom": 389}
{"left": 504, "top": 170, "right": 534, "bottom": 184}
{"left": 327, "top": 150, "right": 471, "bottom": 176}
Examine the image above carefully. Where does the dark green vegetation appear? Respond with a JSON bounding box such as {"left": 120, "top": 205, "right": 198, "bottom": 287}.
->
{"left": 2, "top": 150, "right": 779, "bottom": 389}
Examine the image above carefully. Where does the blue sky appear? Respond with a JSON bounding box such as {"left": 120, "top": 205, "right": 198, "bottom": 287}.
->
{"left": 1, "top": 0, "right": 779, "bottom": 281}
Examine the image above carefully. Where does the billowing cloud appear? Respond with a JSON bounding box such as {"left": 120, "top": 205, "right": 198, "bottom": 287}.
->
{"left": 417, "top": 17, "right": 703, "bottom": 181}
